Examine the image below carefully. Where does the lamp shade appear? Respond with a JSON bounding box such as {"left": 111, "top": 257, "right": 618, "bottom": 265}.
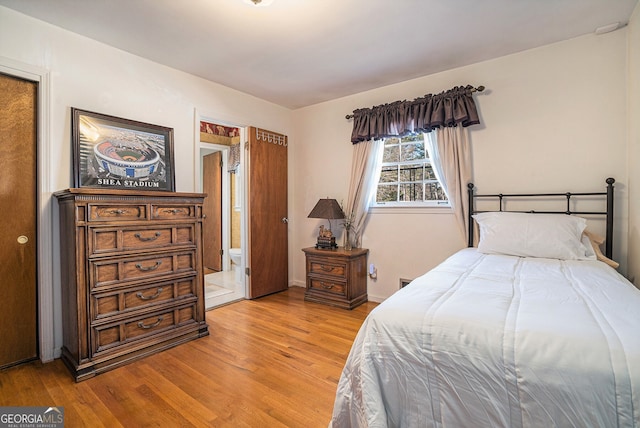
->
{"left": 307, "top": 199, "right": 345, "bottom": 220}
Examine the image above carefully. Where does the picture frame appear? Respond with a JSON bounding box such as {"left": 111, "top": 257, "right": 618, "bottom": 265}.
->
{"left": 71, "top": 108, "right": 175, "bottom": 191}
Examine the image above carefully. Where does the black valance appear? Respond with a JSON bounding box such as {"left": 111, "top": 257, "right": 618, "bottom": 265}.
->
{"left": 349, "top": 85, "right": 482, "bottom": 144}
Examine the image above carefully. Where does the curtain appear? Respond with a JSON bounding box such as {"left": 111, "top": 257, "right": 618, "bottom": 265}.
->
{"left": 425, "top": 127, "right": 472, "bottom": 242}
{"left": 424, "top": 132, "right": 447, "bottom": 197}
{"left": 344, "top": 138, "right": 384, "bottom": 248}
{"left": 350, "top": 85, "right": 480, "bottom": 143}
{"left": 346, "top": 84, "right": 481, "bottom": 245}
{"left": 228, "top": 143, "right": 241, "bottom": 173}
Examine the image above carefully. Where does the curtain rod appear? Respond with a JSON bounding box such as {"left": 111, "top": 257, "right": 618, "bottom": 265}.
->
{"left": 344, "top": 85, "right": 485, "bottom": 120}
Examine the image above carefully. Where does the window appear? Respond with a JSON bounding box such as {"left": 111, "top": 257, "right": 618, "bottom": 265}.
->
{"left": 372, "top": 134, "right": 448, "bottom": 207}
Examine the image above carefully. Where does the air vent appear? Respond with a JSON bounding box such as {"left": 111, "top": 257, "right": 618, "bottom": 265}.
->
{"left": 399, "top": 278, "right": 412, "bottom": 289}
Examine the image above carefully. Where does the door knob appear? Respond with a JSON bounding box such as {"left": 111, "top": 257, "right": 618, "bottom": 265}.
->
{"left": 281, "top": 217, "right": 289, "bottom": 224}
{"left": 17, "top": 235, "right": 28, "bottom": 244}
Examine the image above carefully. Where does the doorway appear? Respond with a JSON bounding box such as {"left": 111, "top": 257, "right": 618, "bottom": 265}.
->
{"left": 199, "top": 120, "right": 247, "bottom": 309}
{"left": 197, "top": 119, "right": 290, "bottom": 307}
{"left": 0, "top": 73, "right": 38, "bottom": 368}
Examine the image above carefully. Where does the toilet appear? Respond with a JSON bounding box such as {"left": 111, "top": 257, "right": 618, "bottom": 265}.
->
{"left": 229, "top": 248, "right": 242, "bottom": 283}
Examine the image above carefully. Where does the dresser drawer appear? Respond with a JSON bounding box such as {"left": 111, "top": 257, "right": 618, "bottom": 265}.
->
{"left": 90, "top": 250, "right": 196, "bottom": 289}
{"left": 88, "top": 204, "right": 147, "bottom": 222}
{"left": 92, "top": 303, "right": 197, "bottom": 355}
{"left": 309, "top": 278, "right": 346, "bottom": 296}
{"left": 89, "top": 224, "right": 195, "bottom": 256}
{"left": 308, "top": 258, "right": 347, "bottom": 279}
{"left": 152, "top": 204, "right": 196, "bottom": 220}
{"left": 92, "top": 276, "right": 197, "bottom": 320}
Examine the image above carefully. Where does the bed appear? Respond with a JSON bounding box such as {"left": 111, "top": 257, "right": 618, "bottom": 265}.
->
{"left": 330, "top": 178, "right": 640, "bottom": 427}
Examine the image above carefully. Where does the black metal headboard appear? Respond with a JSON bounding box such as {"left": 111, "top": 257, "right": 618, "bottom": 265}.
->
{"left": 467, "top": 178, "right": 615, "bottom": 259}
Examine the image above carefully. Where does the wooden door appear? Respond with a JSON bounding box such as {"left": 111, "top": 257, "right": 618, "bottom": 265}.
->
{"left": 202, "top": 151, "right": 223, "bottom": 271}
{"left": 247, "top": 127, "right": 288, "bottom": 298}
{"left": 0, "top": 73, "right": 38, "bottom": 368}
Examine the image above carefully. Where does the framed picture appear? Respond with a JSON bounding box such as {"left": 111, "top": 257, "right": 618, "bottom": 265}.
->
{"left": 71, "top": 108, "right": 175, "bottom": 191}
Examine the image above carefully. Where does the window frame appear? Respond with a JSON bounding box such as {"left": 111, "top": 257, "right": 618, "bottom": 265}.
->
{"left": 370, "top": 134, "right": 451, "bottom": 209}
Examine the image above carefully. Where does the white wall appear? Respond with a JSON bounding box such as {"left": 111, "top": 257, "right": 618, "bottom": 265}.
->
{"left": 628, "top": 3, "right": 640, "bottom": 285}
{"left": 292, "top": 30, "right": 630, "bottom": 301}
{"left": 0, "top": 7, "right": 292, "bottom": 192}
{"left": 0, "top": 6, "right": 292, "bottom": 359}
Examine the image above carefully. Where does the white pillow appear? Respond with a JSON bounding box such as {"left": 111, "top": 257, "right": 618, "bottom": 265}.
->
{"left": 473, "top": 212, "right": 592, "bottom": 260}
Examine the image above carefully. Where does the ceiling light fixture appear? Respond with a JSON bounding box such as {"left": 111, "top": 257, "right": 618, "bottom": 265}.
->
{"left": 594, "top": 22, "right": 624, "bottom": 35}
{"left": 244, "top": 0, "right": 275, "bottom": 6}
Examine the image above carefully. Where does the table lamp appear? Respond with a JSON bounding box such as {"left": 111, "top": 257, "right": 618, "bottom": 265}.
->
{"left": 307, "top": 198, "right": 344, "bottom": 249}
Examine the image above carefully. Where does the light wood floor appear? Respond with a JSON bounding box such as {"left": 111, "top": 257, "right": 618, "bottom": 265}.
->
{"left": 0, "top": 286, "right": 378, "bottom": 427}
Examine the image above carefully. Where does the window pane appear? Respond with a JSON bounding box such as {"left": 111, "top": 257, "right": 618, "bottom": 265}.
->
{"left": 379, "top": 165, "right": 398, "bottom": 183}
{"left": 425, "top": 164, "right": 436, "bottom": 180}
{"left": 399, "top": 183, "right": 423, "bottom": 201}
{"left": 400, "top": 141, "right": 425, "bottom": 161}
{"left": 376, "top": 184, "right": 397, "bottom": 202}
{"left": 382, "top": 144, "right": 399, "bottom": 162}
{"left": 401, "top": 134, "right": 422, "bottom": 143}
{"left": 399, "top": 164, "right": 423, "bottom": 181}
{"left": 425, "top": 182, "right": 447, "bottom": 201}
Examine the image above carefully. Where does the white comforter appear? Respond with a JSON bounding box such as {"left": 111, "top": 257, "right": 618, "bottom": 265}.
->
{"left": 331, "top": 248, "right": 640, "bottom": 428}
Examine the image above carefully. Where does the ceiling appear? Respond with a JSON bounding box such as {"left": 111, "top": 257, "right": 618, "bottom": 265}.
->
{"left": 0, "top": 0, "right": 637, "bottom": 109}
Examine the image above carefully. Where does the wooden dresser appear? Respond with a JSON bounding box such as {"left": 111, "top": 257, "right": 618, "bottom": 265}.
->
{"left": 302, "top": 247, "right": 368, "bottom": 309}
{"left": 54, "top": 188, "right": 209, "bottom": 381}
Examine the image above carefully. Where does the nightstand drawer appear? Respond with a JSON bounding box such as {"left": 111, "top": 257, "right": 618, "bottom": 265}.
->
{"left": 309, "top": 278, "right": 346, "bottom": 296}
{"left": 308, "top": 259, "right": 347, "bottom": 279}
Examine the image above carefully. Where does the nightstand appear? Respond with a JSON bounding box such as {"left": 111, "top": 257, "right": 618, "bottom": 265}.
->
{"left": 302, "top": 247, "right": 368, "bottom": 309}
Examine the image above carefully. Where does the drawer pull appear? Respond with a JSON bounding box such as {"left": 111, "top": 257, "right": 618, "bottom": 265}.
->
{"left": 108, "top": 209, "right": 127, "bottom": 215}
{"left": 136, "top": 287, "right": 163, "bottom": 301}
{"left": 321, "top": 282, "right": 334, "bottom": 289}
{"left": 320, "top": 265, "right": 333, "bottom": 272}
{"left": 164, "top": 208, "right": 182, "bottom": 215}
{"left": 135, "top": 261, "right": 162, "bottom": 272}
{"left": 134, "top": 232, "right": 161, "bottom": 242}
{"left": 137, "top": 316, "right": 163, "bottom": 329}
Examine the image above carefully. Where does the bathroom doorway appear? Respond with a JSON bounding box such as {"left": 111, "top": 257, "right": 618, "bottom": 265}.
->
{"left": 198, "top": 119, "right": 247, "bottom": 309}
